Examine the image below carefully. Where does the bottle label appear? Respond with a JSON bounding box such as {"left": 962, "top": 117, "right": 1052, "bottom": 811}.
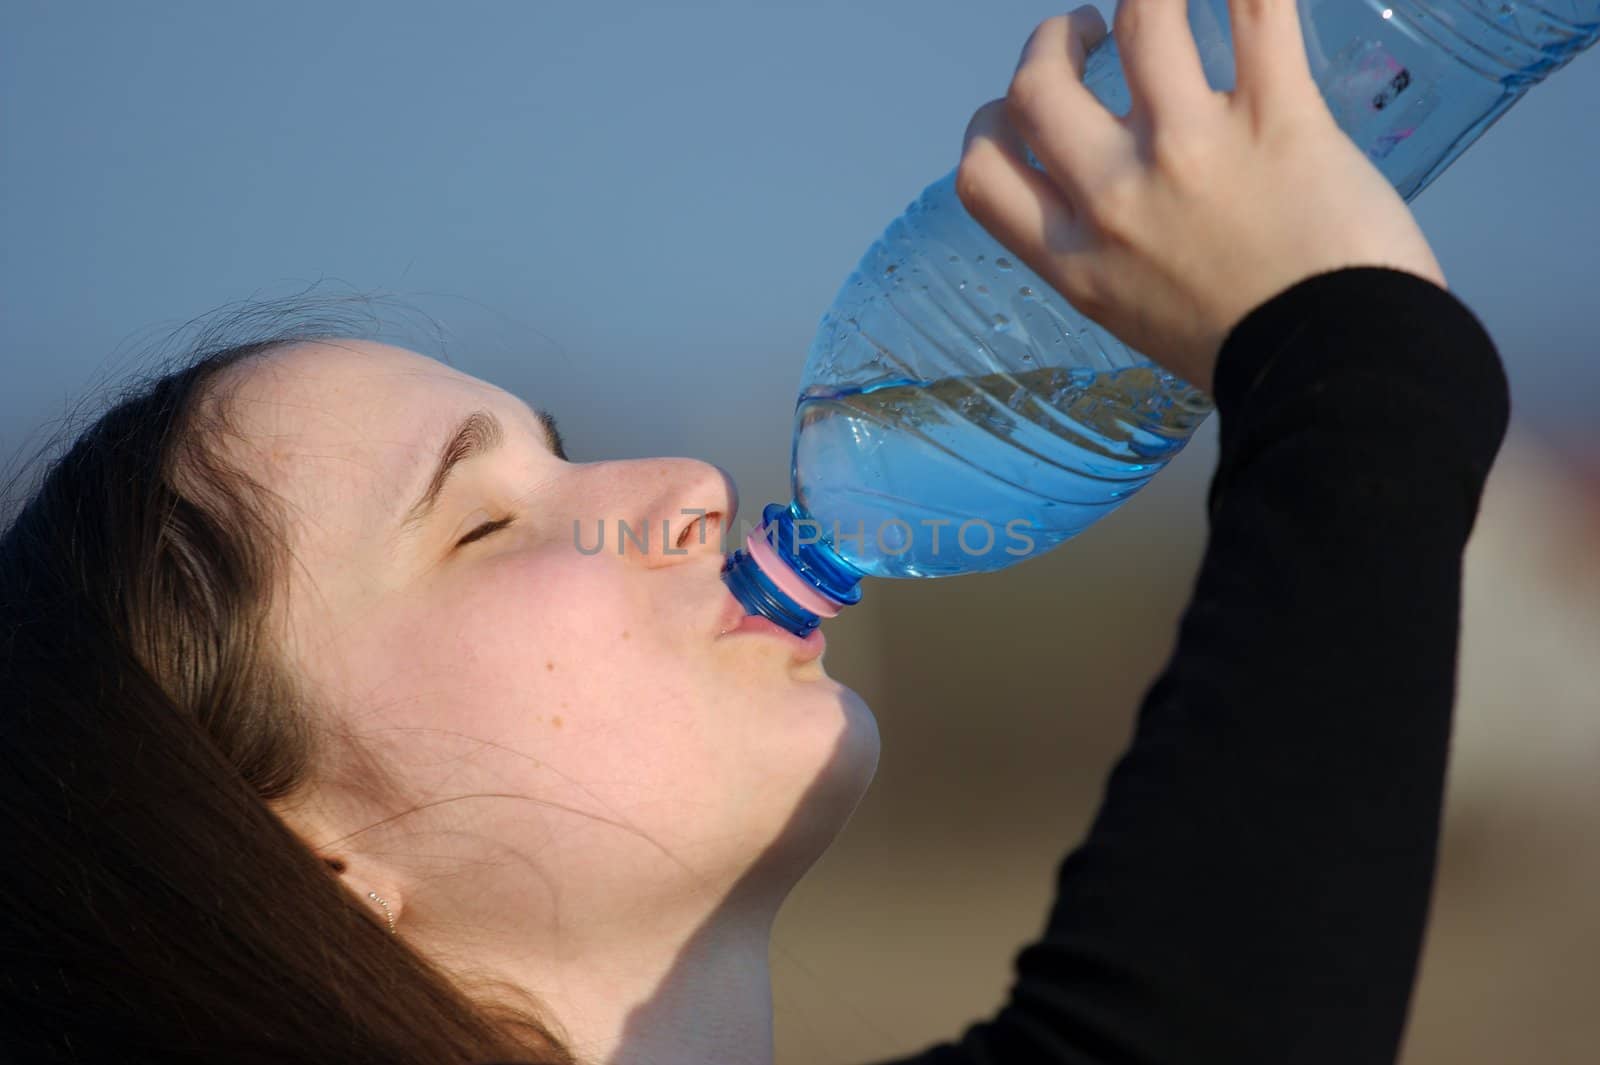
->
{"left": 1370, "top": 81, "right": 1441, "bottom": 162}
{"left": 1322, "top": 37, "right": 1440, "bottom": 162}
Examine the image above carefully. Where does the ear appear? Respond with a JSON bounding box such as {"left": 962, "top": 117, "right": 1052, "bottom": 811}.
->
{"left": 269, "top": 791, "right": 407, "bottom": 936}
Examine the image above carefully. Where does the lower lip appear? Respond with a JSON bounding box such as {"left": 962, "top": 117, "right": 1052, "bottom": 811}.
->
{"left": 726, "top": 613, "right": 826, "bottom": 661}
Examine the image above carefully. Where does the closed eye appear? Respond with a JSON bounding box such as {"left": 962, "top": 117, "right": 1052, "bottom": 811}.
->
{"left": 457, "top": 516, "right": 516, "bottom": 548}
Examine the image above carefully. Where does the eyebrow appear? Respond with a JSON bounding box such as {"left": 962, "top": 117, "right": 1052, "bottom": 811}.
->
{"left": 396, "top": 406, "right": 567, "bottom": 537}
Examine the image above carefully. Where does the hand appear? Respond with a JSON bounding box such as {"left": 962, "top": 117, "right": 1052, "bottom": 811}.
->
{"left": 956, "top": 0, "right": 1447, "bottom": 393}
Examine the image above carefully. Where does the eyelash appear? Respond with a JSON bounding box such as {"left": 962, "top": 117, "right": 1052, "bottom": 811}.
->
{"left": 457, "top": 516, "right": 516, "bottom": 548}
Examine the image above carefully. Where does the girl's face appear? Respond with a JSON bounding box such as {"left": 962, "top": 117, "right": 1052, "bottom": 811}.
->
{"left": 219, "top": 340, "right": 879, "bottom": 947}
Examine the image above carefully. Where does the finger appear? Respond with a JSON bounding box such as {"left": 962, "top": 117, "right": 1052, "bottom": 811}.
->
{"left": 962, "top": 98, "right": 1040, "bottom": 189}
{"left": 1227, "top": 0, "right": 1322, "bottom": 122}
{"left": 1005, "top": 9, "right": 1129, "bottom": 205}
{"left": 958, "top": 100, "right": 1099, "bottom": 301}
{"left": 1114, "top": 0, "right": 1215, "bottom": 127}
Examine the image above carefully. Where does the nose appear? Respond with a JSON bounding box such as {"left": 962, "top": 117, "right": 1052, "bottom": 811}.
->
{"left": 602, "top": 457, "right": 738, "bottom": 568}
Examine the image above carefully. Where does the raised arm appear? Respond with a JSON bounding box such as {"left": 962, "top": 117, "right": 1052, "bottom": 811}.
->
{"left": 876, "top": 262, "right": 1506, "bottom": 1064}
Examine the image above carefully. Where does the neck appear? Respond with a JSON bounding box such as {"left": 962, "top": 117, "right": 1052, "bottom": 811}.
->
{"left": 554, "top": 916, "right": 775, "bottom": 1065}
{"left": 417, "top": 892, "right": 780, "bottom": 1065}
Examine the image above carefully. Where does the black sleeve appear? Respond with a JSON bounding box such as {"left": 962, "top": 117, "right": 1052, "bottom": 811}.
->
{"left": 870, "top": 266, "right": 1511, "bottom": 1065}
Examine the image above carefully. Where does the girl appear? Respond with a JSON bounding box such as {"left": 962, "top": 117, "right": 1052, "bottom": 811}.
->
{"left": 0, "top": 3, "right": 1507, "bottom": 1062}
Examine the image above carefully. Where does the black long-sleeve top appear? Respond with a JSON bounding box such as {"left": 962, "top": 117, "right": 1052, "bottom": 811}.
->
{"left": 880, "top": 266, "right": 1511, "bottom": 1065}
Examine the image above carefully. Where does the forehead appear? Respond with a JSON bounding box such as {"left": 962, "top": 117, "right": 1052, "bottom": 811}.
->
{"left": 214, "top": 339, "right": 509, "bottom": 545}
{"left": 226, "top": 338, "right": 494, "bottom": 427}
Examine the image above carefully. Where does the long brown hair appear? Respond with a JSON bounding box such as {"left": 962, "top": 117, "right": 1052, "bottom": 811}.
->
{"left": 0, "top": 306, "right": 572, "bottom": 1063}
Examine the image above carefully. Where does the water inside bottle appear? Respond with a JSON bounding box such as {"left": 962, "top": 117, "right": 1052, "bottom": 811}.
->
{"left": 792, "top": 365, "right": 1211, "bottom": 579}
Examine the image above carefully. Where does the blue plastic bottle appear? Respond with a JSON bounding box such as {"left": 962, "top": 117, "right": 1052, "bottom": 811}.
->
{"left": 723, "top": 0, "right": 1600, "bottom": 637}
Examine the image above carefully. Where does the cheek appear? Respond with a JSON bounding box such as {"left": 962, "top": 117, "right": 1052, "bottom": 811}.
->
{"left": 397, "top": 555, "right": 632, "bottom": 702}
{"left": 341, "top": 553, "right": 706, "bottom": 783}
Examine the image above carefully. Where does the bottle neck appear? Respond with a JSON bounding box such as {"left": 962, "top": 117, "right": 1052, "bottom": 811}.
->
{"left": 720, "top": 502, "right": 863, "bottom": 637}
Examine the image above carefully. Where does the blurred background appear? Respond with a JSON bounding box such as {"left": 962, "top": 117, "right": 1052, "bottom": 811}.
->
{"left": 3, "top": 1, "right": 1596, "bottom": 1061}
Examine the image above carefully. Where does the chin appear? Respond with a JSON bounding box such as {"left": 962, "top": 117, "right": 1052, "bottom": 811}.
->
{"left": 744, "top": 684, "right": 880, "bottom": 894}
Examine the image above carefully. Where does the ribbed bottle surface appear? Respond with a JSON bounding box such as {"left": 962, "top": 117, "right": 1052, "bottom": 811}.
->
{"left": 793, "top": 177, "right": 1213, "bottom": 579}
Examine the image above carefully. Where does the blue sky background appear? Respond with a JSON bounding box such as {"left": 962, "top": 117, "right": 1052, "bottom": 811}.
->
{"left": 4, "top": 0, "right": 1598, "bottom": 518}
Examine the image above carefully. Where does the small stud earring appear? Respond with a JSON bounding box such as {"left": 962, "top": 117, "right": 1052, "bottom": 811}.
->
{"left": 367, "top": 890, "right": 397, "bottom": 935}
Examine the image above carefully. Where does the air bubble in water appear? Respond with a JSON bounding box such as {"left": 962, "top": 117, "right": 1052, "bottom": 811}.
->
{"left": 992, "top": 313, "right": 1010, "bottom": 327}
{"left": 995, "top": 257, "right": 1013, "bottom": 270}
{"left": 1019, "top": 286, "right": 1035, "bottom": 298}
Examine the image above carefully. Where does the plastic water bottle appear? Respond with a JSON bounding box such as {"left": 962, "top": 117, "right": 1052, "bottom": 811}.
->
{"left": 722, "top": 0, "right": 1600, "bottom": 636}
